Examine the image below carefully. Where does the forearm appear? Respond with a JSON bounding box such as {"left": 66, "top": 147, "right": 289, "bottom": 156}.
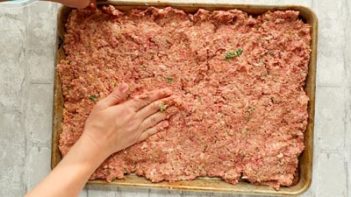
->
{"left": 48, "top": 0, "right": 92, "bottom": 8}
{"left": 26, "top": 85, "right": 172, "bottom": 197}
{"left": 26, "top": 134, "right": 109, "bottom": 197}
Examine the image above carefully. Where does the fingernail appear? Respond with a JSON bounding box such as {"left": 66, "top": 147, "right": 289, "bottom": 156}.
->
{"left": 163, "top": 121, "right": 170, "bottom": 128}
{"left": 164, "top": 89, "right": 172, "bottom": 95}
{"left": 119, "top": 83, "right": 129, "bottom": 93}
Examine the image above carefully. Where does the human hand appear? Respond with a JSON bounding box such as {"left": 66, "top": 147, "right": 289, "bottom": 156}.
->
{"left": 52, "top": 0, "right": 96, "bottom": 9}
{"left": 82, "top": 83, "right": 174, "bottom": 157}
{"left": 27, "top": 83, "right": 176, "bottom": 197}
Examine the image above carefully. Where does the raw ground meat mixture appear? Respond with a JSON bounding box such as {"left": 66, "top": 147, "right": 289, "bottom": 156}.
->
{"left": 58, "top": 5, "right": 311, "bottom": 189}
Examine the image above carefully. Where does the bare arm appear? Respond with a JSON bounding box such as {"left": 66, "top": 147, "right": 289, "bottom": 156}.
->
{"left": 26, "top": 84, "right": 174, "bottom": 197}
{"left": 25, "top": 135, "right": 108, "bottom": 197}
{"left": 48, "top": 0, "right": 95, "bottom": 8}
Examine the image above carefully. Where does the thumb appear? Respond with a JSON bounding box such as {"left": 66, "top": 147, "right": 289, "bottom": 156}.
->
{"left": 53, "top": 0, "right": 91, "bottom": 8}
{"left": 96, "top": 83, "right": 129, "bottom": 109}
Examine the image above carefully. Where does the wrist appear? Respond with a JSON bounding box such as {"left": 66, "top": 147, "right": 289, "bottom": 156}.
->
{"left": 77, "top": 133, "right": 112, "bottom": 163}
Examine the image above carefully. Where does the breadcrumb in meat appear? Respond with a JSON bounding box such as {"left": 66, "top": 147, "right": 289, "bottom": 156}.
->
{"left": 58, "top": 6, "right": 311, "bottom": 189}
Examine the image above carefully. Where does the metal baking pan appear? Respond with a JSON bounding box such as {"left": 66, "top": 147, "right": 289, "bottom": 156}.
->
{"left": 52, "top": 1, "right": 317, "bottom": 196}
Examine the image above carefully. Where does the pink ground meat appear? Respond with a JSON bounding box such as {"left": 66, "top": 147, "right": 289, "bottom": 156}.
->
{"left": 58, "top": 5, "right": 311, "bottom": 189}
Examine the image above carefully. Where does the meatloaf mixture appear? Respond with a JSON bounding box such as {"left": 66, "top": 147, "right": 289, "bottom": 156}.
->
{"left": 58, "top": 5, "right": 311, "bottom": 189}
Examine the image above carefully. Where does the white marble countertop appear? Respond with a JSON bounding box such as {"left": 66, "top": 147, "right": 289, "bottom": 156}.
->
{"left": 0, "top": 0, "right": 350, "bottom": 196}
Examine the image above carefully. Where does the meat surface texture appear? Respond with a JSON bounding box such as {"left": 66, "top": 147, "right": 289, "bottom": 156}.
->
{"left": 58, "top": 5, "right": 311, "bottom": 189}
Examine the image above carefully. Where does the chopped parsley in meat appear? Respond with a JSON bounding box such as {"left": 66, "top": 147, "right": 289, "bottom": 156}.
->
{"left": 88, "top": 95, "right": 98, "bottom": 102}
{"left": 225, "top": 48, "right": 243, "bottom": 60}
{"left": 165, "top": 76, "right": 174, "bottom": 83}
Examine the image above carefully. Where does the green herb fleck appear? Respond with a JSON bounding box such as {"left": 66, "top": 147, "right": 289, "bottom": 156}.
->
{"left": 159, "top": 103, "right": 168, "bottom": 112}
{"left": 267, "top": 50, "right": 274, "bottom": 56}
{"left": 165, "top": 76, "right": 174, "bottom": 84}
{"left": 225, "top": 51, "right": 236, "bottom": 60}
{"left": 236, "top": 48, "right": 243, "bottom": 56}
{"left": 225, "top": 48, "right": 243, "bottom": 60}
{"left": 244, "top": 106, "right": 255, "bottom": 121}
{"left": 88, "top": 95, "right": 98, "bottom": 102}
